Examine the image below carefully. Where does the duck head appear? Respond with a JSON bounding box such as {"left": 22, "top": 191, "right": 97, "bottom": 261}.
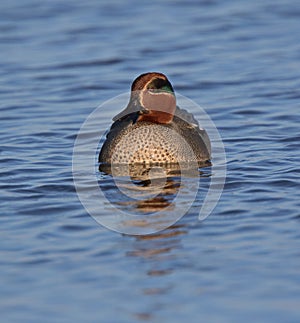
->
{"left": 114, "top": 72, "right": 176, "bottom": 124}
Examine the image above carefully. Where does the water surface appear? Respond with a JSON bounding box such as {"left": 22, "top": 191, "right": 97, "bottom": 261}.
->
{"left": 1, "top": 0, "right": 300, "bottom": 322}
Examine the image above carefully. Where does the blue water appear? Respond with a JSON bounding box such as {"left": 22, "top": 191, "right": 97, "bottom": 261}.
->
{"left": 1, "top": 0, "right": 300, "bottom": 322}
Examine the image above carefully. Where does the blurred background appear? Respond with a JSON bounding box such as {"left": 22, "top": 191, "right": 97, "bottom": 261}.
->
{"left": 1, "top": 0, "right": 300, "bottom": 322}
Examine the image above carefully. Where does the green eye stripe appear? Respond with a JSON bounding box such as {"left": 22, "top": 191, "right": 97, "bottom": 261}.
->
{"left": 160, "top": 84, "right": 173, "bottom": 93}
{"left": 147, "top": 79, "right": 174, "bottom": 93}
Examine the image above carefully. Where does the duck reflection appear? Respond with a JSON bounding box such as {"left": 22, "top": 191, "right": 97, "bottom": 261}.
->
{"left": 99, "top": 163, "right": 184, "bottom": 214}
{"left": 126, "top": 223, "right": 188, "bottom": 320}
{"left": 98, "top": 161, "right": 203, "bottom": 234}
{"left": 127, "top": 223, "right": 187, "bottom": 297}
{"left": 127, "top": 223, "right": 187, "bottom": 259}
{"left": 99, "top": 162, "right": 202, "bottom": 214}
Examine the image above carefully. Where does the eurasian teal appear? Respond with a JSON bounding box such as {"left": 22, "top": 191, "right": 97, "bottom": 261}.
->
{"left": 99, "top": 72, "right": 211, "bottom": 168}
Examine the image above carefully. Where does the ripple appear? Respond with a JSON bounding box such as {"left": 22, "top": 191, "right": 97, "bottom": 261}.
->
{"left": 56, "top": 58, "right": 124, "bottom": 70}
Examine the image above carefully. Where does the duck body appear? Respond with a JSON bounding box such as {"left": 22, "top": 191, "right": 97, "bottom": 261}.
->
{"left": 99, "top": 73, "right": 211, "bottom": 168}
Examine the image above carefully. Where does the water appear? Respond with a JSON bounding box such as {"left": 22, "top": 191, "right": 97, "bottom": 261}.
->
{"left": 1, "top": 0, "right": 300, "bottom": 322}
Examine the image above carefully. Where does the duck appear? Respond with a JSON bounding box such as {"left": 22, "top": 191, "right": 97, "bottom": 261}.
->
{"left": 98, "top": 72, "right": 211, "bottom": 169}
